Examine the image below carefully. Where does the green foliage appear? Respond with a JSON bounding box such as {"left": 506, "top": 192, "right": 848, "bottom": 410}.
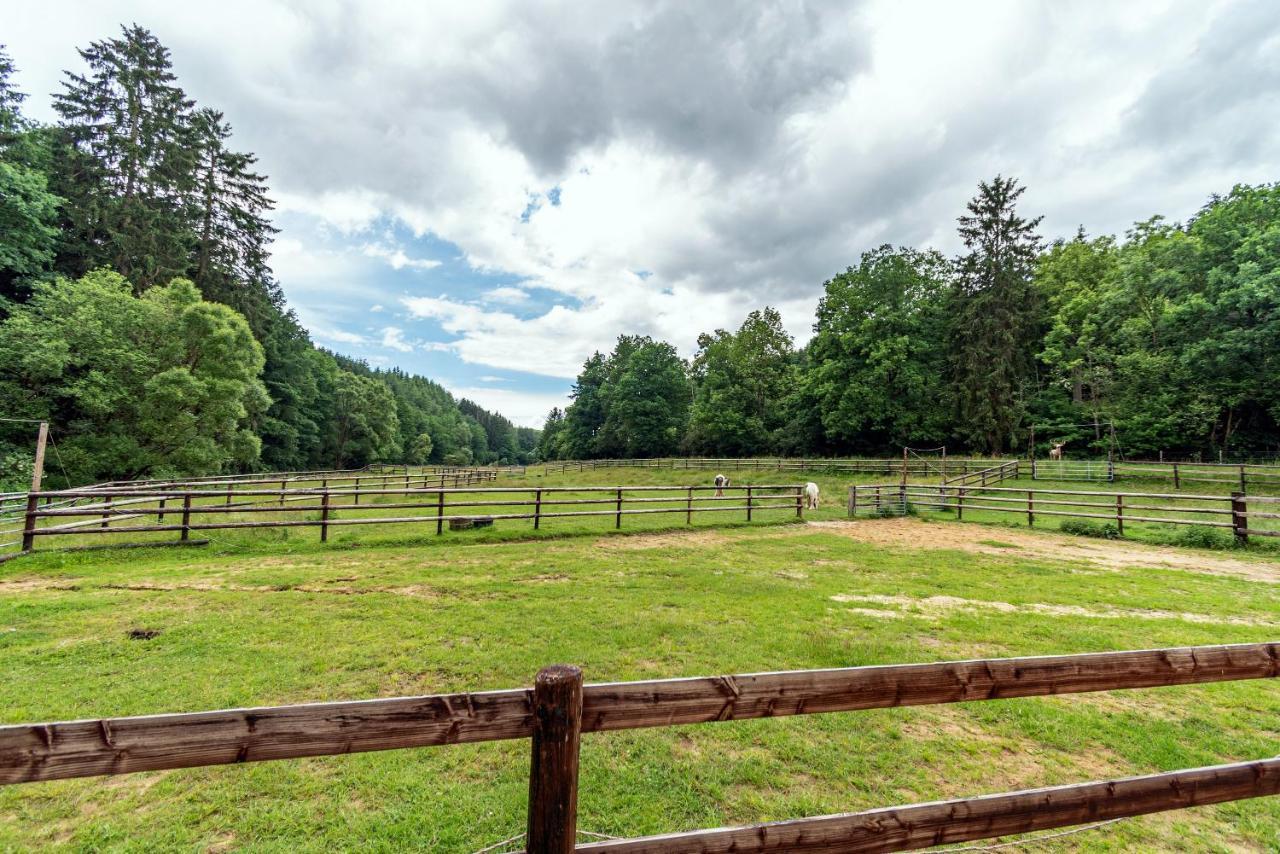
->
{"left": 559, "top": 336, "right": 691, "bottom": 459}
{"left": 327, "top": 371, "right": 399, "bottom": 468}
{"left": 1174, "top": 526, "right": 1234, "bottom": 550}
{"left": 685, "top": 307, "right": 795, "bottom": 455}
{"left": 0, "top": 270, "right": 266, "bottom": 481}
{"left": 951, "top": 176, "right": 1044, "bottom": 454}
{"left": 1059, "top": 519, "right": 1121, "bottom": 540}
{"left": 807, "top": 247, "right": 952, "bottom": 452}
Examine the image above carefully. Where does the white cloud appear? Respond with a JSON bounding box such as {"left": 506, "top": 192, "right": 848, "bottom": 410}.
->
{"left": 312, "top": 326, "right": 368, "bottom": 346}
{"left": 379, "top": 326, "right": 415, "bottom": 352}
{"left": 481, "top": 286, "right": 529, "bottom": 303}
{"left": 370, "top": 304, "right": 385, "bottom": 312}
{"left": 443, "top": 384, "right": 570, "bottom": 429}
{"left": 361, "top": 242, "right": 443, "bottom": 271}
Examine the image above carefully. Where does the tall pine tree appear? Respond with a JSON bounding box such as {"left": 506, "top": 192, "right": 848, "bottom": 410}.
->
{"left": 52, "top": 25, "right": 195, "bottom": 288}
{"left": 950, "top": 176, "right": 1044, "bottom": 453}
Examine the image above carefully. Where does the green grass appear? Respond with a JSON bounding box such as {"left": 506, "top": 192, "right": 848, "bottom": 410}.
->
{"left": 2, "top": 471, "right": 1279, "bottom": 851}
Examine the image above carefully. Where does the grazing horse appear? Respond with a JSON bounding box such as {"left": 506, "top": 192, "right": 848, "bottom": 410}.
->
{"left": 1049, "top": 442, "right": 1065, "bottom": 461}
{"left": 805, "top": 481, "right": 820, "bottom": 509}
{"left": 714, "top": 473, "right": 730, "bottom": 497}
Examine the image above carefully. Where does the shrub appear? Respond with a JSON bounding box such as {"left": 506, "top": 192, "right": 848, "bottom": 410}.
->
{"left": 1175, "top": 526, "right": 1234, "bottom": 550}
{"left": 1059, "top": 519, "right": 1121, "bottom": 539}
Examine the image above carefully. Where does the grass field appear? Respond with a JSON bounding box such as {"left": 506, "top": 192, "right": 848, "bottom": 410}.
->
{"left": 2, "top": 468, "right": 1280, "bottom": 851}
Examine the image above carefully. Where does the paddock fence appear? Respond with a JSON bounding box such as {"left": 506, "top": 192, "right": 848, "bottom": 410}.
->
{"left": 1, "top": 642, "right": 1277, "bottom": 852}
{"left": 940, "top": 459, "right": 1020, "bottom": 488}
{"left": 539, "top": 458, "right": 1006, "bottom": 478}
{"left": 848, "top": 483, "right": 1280, "bottom": 541}
{"left": 14, "top": 483, "right": 806, "bottom": 556}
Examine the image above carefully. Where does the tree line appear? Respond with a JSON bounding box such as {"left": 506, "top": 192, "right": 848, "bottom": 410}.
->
{"left": 541, "top": 176, "right": 1279, "bottom": 461}
{"left": 0, "top": 28, "right": 535, "bottom": 488}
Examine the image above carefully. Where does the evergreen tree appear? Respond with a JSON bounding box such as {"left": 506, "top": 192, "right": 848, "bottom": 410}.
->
{"left": 189, "top": 107, "right": 280, "bottom": 333}
{"left": 52, "top": 25, "right": 196, "bottom": 287}
{"left": 950, "top": 176, "right": 1043, "bottom": 453}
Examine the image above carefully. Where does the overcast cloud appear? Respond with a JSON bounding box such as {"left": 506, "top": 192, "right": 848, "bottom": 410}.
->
{"left": 4, "top": 0, "right": 1279, "bottom": 425}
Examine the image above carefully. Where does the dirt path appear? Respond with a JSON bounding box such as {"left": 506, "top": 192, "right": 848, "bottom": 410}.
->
{"left": 806, "top": 518, "right": 1280, "bottom": 582}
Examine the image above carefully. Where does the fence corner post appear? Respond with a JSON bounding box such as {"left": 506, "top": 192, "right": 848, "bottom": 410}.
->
{"left": 527, "top": 664, "right": 583, "bottom": 854}
{"left": 1231, "top": 491, "right": 1248, "bottom": 545}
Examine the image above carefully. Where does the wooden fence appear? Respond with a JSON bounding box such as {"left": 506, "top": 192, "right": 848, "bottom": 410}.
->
{"left": 16, "top": 483, "right": 806, "bottom": 555}
{"left": 849, "top": 483, "right": 1280, "bottom": 542}
{"left": 1, "top": 642, "right": 1277, "bottom": 852}
{"left": 940, "top": 459, "right": 1020, "bottom": 488}
{"left": 540, "top": 458, "right": 1005, "bottom": 478}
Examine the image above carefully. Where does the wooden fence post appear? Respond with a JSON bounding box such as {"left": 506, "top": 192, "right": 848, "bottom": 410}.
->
{"left": 1231, "top": 492, "right": 1248, "bottom": 545}
{"left": 847, "top": 486, "right": 855, "bottom": 518}
{"left": 1031, "top": 458, "right": 1037, "bottom": 480}
{"left": 746, "top": 486, "right": 753, "bottom": 521}
{"left": 1027, "top": 490, "right": 1034, "bottom": 527}
{"left": 1240, "top": 465, "right": 1247, "bottom": 494}
{"left": 686, "top": 487, "right": 693, "bottom": 524}
{"left": 957, "top": 487, "right": 965, "bottom": 520}
{"left": 101, "top": 497, "right": 112, "bottom": 529}
{"left": 21, "top": 494, "right": 38, "bottom": 552}
{"left": 534, "top": 489, "right": 542, "bottom": 530}
{"left": 1173, "top": 463, "right": 1180, "bottom": 490}
{"left": 320, "top": 490, "right": 331, "bottom": 543}
{"left": 796, "top": 485, "right": 803, "bottom": 517}
{"left": 526, "top": 665, "right": 583, "bottom": 854}
{"left": 436, "top": 489, "right": 445, "bottom": 535}
{"left": 280, "top": 479, "right": 287, "bottom": 505}
{"left": 615, "top": 488, "right": 623, "bottom": 529}
{"left": 1115, "top": 495, "right": 1124, "bottom": 536}
{"left": 157, "top": 498, "right": 166, "bottom": 523}
{"left": 180, "top": 494, "right": 192, "bottom": 542}
{"left": 226, "top": 483, "right": 233, "bottom": 506}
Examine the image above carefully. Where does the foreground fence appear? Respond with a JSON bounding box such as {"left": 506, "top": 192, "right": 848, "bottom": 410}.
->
{"left": 15, "top": 483, "right": 805, "bottom": 555}
{"left": 1, "top": 642, "right": 1277, "bottom": 851}
{"left": 849, "top": 483, "right": 1280, "bottom": 542}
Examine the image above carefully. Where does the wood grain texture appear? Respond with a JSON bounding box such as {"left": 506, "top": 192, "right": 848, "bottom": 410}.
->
{"left": 573, "top": 757, "right": 1280, "bottom": 853}
{"left": 1, "top": 642, "right": 1275, "bottom": 785}
{"left": 527, "top": 666, "right": 583, "bottom": 854}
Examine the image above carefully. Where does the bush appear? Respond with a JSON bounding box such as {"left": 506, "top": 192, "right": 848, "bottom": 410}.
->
{"left": 1059, "top": 519, "right": 1121, "bottom": 540}
{"left": 1175, "top": 526, "right": 1234, "bottom": 550}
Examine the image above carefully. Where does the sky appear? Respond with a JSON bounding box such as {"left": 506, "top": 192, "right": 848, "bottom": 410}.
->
{"left": 4, "top": 0, "right": 1279, "bottom": 427}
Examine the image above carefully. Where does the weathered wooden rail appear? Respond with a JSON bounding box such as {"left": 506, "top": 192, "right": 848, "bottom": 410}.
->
{"left": 17, "top": 484, "right": 805, "bottom": 555}
{"left": 1, "top": 642, "right": 1277, "bottom": 851}
{"left": 849, "top": 483, "right": 1279, "bottom": 542}
{"left": 940, "top": 459, "right": 1019, "bottom": 488}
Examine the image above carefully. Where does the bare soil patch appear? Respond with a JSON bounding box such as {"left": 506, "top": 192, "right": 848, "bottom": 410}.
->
{"left": 807, "top": 518, "right": 1280, "bottom": 582}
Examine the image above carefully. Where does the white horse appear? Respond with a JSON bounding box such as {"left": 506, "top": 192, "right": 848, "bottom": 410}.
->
{"left": 805, "top": 481, "right": 820, "bottom": 509}
{"left": 1049, "top": 442, "right": 1065, "bottom": 461}
{"left": 714, "top": 473, "right": 730, "bottom": 497}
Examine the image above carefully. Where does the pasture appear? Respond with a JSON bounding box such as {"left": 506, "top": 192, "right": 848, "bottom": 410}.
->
{"left": 2, "top": 464, "right": 1280, "bottom": 851}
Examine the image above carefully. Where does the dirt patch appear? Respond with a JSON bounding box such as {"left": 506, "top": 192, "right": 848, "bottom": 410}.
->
{"left": 590, "top": 529, "right": 734, "bottom": 551}
{"left": 0, "top": 578, "right": 442, "bottom": 600}
{"left": 807, "top": 518, "right": 1280, "bottom": 582}
{"left": 830, "top": 593, "right": 1274, "bottom": 627}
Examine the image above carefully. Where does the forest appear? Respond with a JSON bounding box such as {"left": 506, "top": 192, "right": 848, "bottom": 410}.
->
{"left": 541, "top": 178, "right": 1280, "bottom": 462}
{"left": 0, "top": 28, "right": 536, "bottom": 488}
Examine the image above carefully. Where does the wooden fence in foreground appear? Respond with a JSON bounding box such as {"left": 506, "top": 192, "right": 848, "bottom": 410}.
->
{"left": 849, "top": 483, "right": 1280, "bottom": 542}
{"left": 1, "top": 642, "right": 1277, "bottom": 852}
{"left": 17, "top": 484, "right": 805, "bottom": 554}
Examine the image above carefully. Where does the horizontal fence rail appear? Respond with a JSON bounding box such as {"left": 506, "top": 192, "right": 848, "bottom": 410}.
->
{"left": 16, "top": 484, "right": 806, "bottom": 556}
{"left": 849, "top": 483, "right": 1280, "bottom": 542}
{"left": 1, "top": 642, "right": 1277, "bottom": 851}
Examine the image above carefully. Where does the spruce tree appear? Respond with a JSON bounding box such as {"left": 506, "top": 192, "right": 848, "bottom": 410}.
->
{"left": 950, "top": 176, "right": 1043, "bottom": 453}
{"left": 189, "top": 107, "right": 280, "bottom": 332}
{"left": 52, "top": 25, "right": 196, "bottom": 287}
